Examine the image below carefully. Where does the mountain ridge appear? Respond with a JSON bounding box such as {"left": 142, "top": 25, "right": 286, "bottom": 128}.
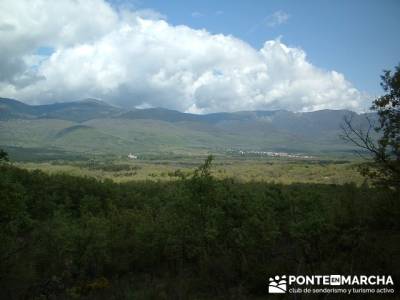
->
{"left": 0, "top": 97, "right": 360, "bottom": 121}
{"left": 0, "top": 97, "right": 374, "bottom": 158}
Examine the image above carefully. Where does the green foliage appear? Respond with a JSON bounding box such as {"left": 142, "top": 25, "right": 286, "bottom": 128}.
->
{"left": 193, "top": 154, "right": 213, "bottom": 178}
{"left": 0, "top": 148, "right": 8, "bottom": 162}
{"left": 0, "top": 163, "right": 398, "bottom": 299}
{"left": 18, "top": 157, "right": 366, "bottom": 185}
{"left": 370, "top": 64, "right": 400, "bottom": 188}
{"left": 341, "top": 64, "right": 400, "bottom": 190}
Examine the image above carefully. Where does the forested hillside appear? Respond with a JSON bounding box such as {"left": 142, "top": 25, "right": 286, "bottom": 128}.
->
{"left": 0, "top": 98, "right": 375, "bottom": 157}
{"left": 1, "top": 159, "right": 398, "bottom": 299}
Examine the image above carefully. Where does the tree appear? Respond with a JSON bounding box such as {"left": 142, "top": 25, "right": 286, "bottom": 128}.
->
{"left": 0, "top": 149, "right": 9, "bottom": 162}
{"left": 341, "top": 64, "right": 400, "bottom": 189}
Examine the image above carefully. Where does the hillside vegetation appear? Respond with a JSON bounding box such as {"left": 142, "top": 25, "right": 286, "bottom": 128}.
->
{"left": 17, "top": 158, "right": 365, "bottom": 185}
{"left": 0, "top": 98, "right": 376, "bottom": 157}
{"left": 0, "top": 159, "right": 398, "bottom": 299}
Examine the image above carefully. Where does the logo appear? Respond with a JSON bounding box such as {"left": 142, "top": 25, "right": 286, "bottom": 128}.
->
{"left": 330, "top": 275, "right": 341, "bottom": 285}
{"left": 269, "top": 275, "right": 287, "bottom": 293}
{"left": 267, "top": 274, "right": 395, "bottom": 295}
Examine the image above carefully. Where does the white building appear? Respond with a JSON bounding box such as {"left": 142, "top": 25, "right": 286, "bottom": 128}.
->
{"left": 128, "top": 153, "right": 137, "bottom": 159}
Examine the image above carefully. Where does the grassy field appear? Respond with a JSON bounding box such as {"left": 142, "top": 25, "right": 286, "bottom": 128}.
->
{"left": 16, "top": 155, "right": 365, "bottom": 185}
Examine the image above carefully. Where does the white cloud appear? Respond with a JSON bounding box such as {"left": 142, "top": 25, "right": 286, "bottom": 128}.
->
{"left": 0, "top": 0, "right": 366, "bottom": 112}
{"left": 0, "top": 0, "right": 118, "bottom": 85}
{"left": 266, "top": 10, "right": 290, "bottom": 27}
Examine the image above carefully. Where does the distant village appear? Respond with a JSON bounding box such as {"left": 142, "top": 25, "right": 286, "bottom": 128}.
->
{"left": 227, "top": 149, "right": 314, "bottom": 159}
{"left": 127, "top": 150, "right": 313, "bottom": 160}
{"left": 127, "top": 153, "right": 138, "bottom": 159}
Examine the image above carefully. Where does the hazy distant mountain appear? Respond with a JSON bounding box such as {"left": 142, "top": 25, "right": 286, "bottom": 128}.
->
{"left": 0, "top": 98, "right": 375, "bottom": 159}
{"left": 0, "top": 98, "right": 124, "bottom": 122}
{"left": 0, "top": 98, "right": 38, "bottom": 120}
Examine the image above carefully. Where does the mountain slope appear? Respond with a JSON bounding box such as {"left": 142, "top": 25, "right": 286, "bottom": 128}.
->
{"left": 0, "top": 98, "right": 38, "bottom": 119}
{"left": 0, "top": 98, "right": 124, "bottom": 122}
{"left": 0, "top": 98, "right": 375, "bottom": 157}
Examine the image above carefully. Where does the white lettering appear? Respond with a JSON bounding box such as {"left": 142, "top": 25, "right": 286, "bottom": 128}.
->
{"left": 282, "top": 274, "right": 394, "bottom": 288}
{"left": 288, "top": 276, "right": 297, "bottom": 285}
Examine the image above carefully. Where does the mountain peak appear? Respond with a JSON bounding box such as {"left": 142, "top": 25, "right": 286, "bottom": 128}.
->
{"left": 78, "top": 98, "right": 110, "bottom": 106}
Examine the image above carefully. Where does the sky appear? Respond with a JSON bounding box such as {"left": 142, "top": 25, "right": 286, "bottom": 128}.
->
{"left": 0, "top": 0, "right": 398, "bottom": 113}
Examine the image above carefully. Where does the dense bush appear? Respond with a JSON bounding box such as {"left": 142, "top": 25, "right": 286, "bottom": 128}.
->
{"left": 0, "top": 159, "right": 399, "bottom": 299}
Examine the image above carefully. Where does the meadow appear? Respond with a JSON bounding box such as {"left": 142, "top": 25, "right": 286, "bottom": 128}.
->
{"left": 16, "top": 155, "right": 365, "bottom": 185}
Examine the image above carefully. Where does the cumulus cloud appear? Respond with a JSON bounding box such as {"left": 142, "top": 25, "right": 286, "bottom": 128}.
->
{"left": 0, "top": 0, "right": 366, "bottom": 112}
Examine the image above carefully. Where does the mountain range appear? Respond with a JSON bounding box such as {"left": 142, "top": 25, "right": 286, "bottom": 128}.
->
{"left": 0, "top": 97, "right": 374, "bottom": 159}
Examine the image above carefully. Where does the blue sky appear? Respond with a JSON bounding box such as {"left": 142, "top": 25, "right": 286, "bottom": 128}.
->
{"left": 120, "top": 0, "right": 400, "bottom": 96}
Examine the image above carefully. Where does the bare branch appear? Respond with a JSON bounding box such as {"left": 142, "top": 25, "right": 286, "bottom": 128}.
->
{"left": 340, "top": 113, "right": 379, "bottom": 158}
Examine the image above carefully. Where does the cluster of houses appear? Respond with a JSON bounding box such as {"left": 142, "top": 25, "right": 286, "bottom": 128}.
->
{"left": 128, "top": 150, "right": 313, "bottom": 160}
{"left": 229, "top": 149, "right": 313, "bottom": 159}
{"left": 127, "top": 153, "right": 137, "bottom": 159}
